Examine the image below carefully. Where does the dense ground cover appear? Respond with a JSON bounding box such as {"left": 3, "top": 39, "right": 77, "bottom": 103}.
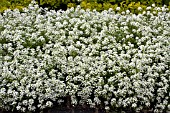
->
{"left": 0, "top": 1, "right": 170, "bottom": 113}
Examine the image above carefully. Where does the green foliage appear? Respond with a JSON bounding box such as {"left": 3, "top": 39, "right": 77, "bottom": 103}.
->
{"left": 39, "top": 0, "right": 66, "bottom": 8}
{"left": 83, "top": 0, "right": 168, "bottom": 5}
{"left": 0, "top": 0, "right": 32, "bottom": 13}
{"left": 38, "top": 0, "right": 81, "bottom": 10}
{"left": 67, "top": 0, "right": 170, "bottom": 13}
{"left": 0, "top": 0, "right": 170, "bottom": 13}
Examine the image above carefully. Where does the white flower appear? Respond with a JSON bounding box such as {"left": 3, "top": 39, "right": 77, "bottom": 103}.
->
{"left": 46, "top": 101, "right": 53, "bottom": 107}
{"left": 152, "top": 4, "right": 156, "bottom": 7}
{"left": 138, "top": 7, "right": 142, "bottom": 11}
{"left": 28, "top": 99, "right": 34, "bottom": 105}
{"left": 132, "top": 103, "right": 137, "bottom": 108}
{"left": 116, "top": 7, "right": 120, "bottom": 11}
{"left": 105, "top": 106, "right": 110, "bottom": 110}
{"left": 16, "top": 105, "right": 21, "bottom": 110}
{"left": 126, "top": 10, "right": 130, "bottom": 14}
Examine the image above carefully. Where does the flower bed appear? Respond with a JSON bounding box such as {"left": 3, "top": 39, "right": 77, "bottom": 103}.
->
{"left": 0, "top": 1, "right": 169, "bottom": 113}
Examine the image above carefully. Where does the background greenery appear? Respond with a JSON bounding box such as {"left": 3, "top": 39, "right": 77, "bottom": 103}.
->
{"left": 0, "top": 0, "right": 170, "bottom": 13}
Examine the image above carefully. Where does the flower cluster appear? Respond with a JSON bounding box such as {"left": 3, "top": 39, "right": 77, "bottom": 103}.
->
{"left": 0, "top": 1, "right": 169, "bottom": 113}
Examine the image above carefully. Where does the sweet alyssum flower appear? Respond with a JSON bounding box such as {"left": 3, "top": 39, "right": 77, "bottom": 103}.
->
{"left": 0, "top": 1, "right": 169, "bottom": 113}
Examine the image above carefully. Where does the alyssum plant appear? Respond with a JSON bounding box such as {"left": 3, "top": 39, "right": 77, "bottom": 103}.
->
{"left": 0, "top": 1, "right": 169, "bottom": 113}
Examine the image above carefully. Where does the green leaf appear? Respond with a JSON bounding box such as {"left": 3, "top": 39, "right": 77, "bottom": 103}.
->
{"left": 109, "top": 0, "right": 116, "bottom": 3}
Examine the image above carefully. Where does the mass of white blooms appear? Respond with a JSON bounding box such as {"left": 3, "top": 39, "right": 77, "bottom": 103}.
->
{"left": 0, "top": 1, "right": 170, "bottom": 113}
